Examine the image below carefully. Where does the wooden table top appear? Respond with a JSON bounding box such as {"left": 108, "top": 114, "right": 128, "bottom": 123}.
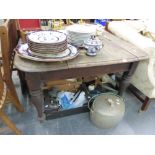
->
{"left": 14, "top": 30, "right": 148, "bottom": 73}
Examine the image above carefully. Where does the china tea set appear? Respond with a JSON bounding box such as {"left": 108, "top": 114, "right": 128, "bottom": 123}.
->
{"left": 15, "top": 24, "right": 104, "bottom": 62}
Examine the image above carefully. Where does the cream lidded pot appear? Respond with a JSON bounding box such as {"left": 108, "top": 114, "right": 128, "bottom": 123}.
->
{"left": 89, "top": 93, "right": 125, "bottom": 129}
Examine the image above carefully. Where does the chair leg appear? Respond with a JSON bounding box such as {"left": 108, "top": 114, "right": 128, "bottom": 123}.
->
{"left": 7, "top": 90, "right": 24, "bottom": 113}
{"left": 0, "top": 111, "right": 22, "bottom": 135}
{"left": 140, "top": 96, "right": 151, "bottom": 111}
{"left": 7, "top": 80, "right": 24, "bottom": 113}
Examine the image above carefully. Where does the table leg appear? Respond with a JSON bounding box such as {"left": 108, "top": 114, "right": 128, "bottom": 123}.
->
{"left": 18, "top": 70, "right": 28, "bottom": 95}
{"left": 25, "top": 73, "right": 44, "bottom": 119}
{"left": 118, "top": 62, "right": 139, "bottom": 96}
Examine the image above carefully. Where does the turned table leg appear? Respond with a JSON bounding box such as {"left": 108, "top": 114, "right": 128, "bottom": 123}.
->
{"left": 118, "top": 62, "right": 139, "bottom": 96}
{"left": 18, "top": 70, "right": 28, "bottom": 95}
{"left": 25, "top": 73, "right": 44, "bottom": 119}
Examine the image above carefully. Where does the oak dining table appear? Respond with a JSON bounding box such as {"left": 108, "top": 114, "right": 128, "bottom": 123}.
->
{"left": 14, "top": 30, "right": 148, "bottom": 120}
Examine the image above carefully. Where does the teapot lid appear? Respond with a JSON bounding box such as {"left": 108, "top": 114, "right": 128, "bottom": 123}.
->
{"left": 92, "top": 93, "right": 125, "bottom": 116}
{"left": 84, "top": 35, "right": 102, "bottom": 46}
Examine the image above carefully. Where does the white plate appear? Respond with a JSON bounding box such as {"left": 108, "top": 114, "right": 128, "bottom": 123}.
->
{"left": 68, "top": 36, "right": 91, "bottom": 40}
{"left": 28, "top": 44, "right": 67, "bottom": 53}
{"left": 30, "top": 48, "right": 70, "bottom": 58}
{"left": 15, "top": 43, "right": 79, "bottom": 62}
{"left": 68, "top": 32, "right": 92, "bottom": 36}
{"left": 27, "top": 30, "right": 67, "bottom": 44}
{"left": 66, "top": 24, "right": 96, "bottom": 34}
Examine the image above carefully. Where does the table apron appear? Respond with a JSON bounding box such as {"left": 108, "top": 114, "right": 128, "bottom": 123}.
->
{"left": 37, "top": 63, "right": 131, "bottom": 81}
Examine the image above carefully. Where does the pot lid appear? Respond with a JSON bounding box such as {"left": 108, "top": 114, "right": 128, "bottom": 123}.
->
{"left": 92, "top": 93, "right": 125, "bottom": 116}
{"left": 84, "top": 36, "right": 102, "bottom": 46}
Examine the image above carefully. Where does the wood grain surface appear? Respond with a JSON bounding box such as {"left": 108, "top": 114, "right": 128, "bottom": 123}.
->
{"left": 14, "top": 30, "right": 148, "bottom": 72}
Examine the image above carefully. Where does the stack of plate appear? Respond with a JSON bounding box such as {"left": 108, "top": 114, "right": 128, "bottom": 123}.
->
{"left": 66, "top": 24, "right": 96, "bottom": 47}
{"left": 15, "top": 30, "right": 79, "bottom": 62}
{"left": 27, "top": 30, "right": 68, "bottom": 57}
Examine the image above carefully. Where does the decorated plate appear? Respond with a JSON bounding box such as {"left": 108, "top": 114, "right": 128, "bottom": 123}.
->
{"left": 15, "top": 43, "right": 79, "bottom": 62}
{"left": 29, "top": 48, "right": 70, "bottom": 58}
{"left": 28, "top": 45, "right": 67, "bottom": 54}
{"left": 27, "top": 30, "right": 67, "bottom": 44}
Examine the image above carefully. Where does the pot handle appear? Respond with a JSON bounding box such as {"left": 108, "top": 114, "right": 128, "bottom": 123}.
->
{"left": 88, "top": 93, "right": 101, "bottom": 111}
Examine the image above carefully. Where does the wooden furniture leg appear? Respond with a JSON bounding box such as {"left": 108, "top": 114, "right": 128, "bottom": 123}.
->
{"left": 118, "top": 62, "right": 139, "bottom": 96}
{"left": 140, "top": 96, "right": 151, "bottom": 111}
{"left": 128, "top": 85, "right": 152, "bottom": 112}
{"left": 7, "top": 80, "right": 24, "bottom": 113}
{"left": 25, "top": 72, "right": 44, "bottom": 119}
{"left": 0, "top": 111, "right": 21, "bottom": 135}
{"left": 18, "top": 70, "right": 28, "bottom": 95}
